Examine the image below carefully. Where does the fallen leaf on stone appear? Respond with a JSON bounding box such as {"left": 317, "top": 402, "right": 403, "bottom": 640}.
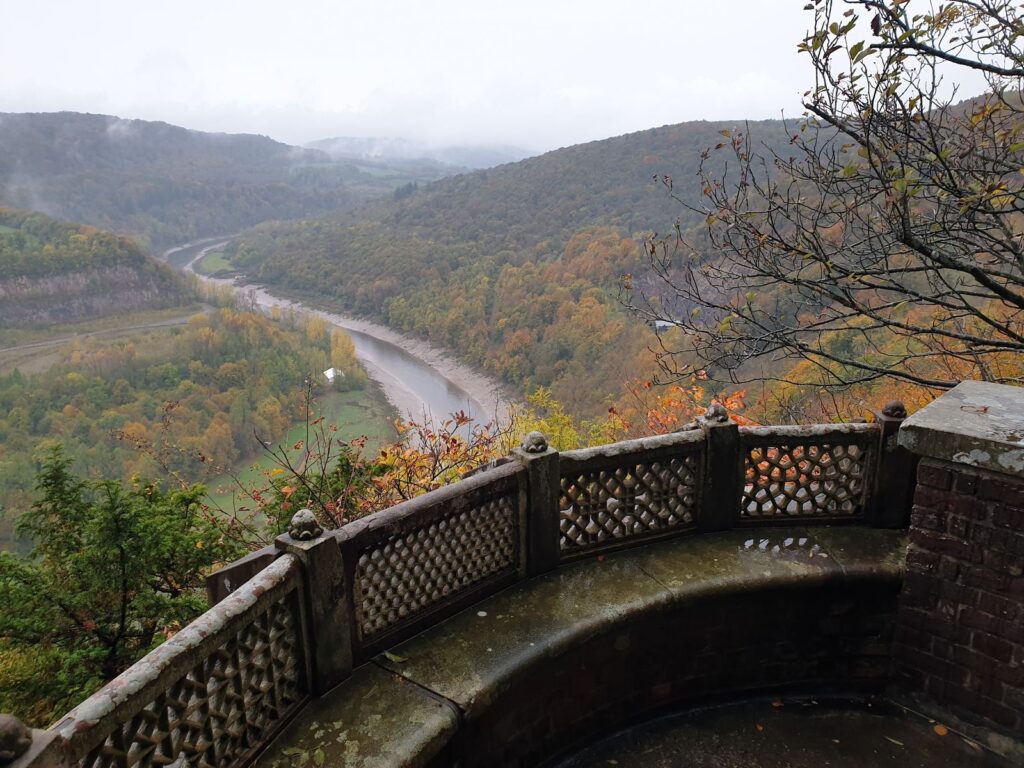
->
{"left": 383, "top": 651, "right": 408, "bottom": 663}
{"left": 933, "top": 724, "right": 949, "bottom": 737}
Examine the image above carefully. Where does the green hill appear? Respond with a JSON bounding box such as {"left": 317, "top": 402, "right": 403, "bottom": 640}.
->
{"left": 0, "top": 113, "right": 451, "bottom": 249}
{"left": 0, "top": 207, "right": 185, "bottom": 327}
{"left": 226, "top": 119, "right": 793, "bottom": 415}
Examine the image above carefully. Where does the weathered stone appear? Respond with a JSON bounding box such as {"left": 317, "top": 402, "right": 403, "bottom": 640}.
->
{"left": 378, "top": 549, "right": 672, "bottom": 716}
{"left": 205, "top": 544, "right": 276, "bottom": 605}
{"left": 0, "top": 716, "right": 31, "bottom": 764}
{"left": 520, "top": 431, "right": 548, "bottom": 453}
{"left": 883, "top": 400, "right": 908, "bottom": 419}
{"left": 699, "top": 418, "right": 740, "bottom": 531}
{"left": 52, "top": 556, "right": 306, "bottom": 765}
{"left": 252, "top": 664, "right": 458, "bottom": 768}
{"left": 275, "top": 532, "right": 352, "bottom": 692}
{"left": 376, "top": 527, "right": 905, "bottom": 767}
{"left": 899, "top": 381, "right": 1024, "bottom": 476}
{"left": 288, "top": 508, "right": 324, "bottom": 541}
{"left": 702, "top": 403, "right": 729, "bottom": 423}
{"left": 512, "top": 443, "right": 559, "bottom": 576}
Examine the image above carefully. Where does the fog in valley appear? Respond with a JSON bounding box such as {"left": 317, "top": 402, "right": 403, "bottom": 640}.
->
{"left": 1, "top": 0, "right": 814, "bottom": 151}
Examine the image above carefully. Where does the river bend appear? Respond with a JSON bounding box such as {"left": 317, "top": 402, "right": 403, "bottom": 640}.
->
{"left": 167, "top": 240, "right": 509, "bottom": 427}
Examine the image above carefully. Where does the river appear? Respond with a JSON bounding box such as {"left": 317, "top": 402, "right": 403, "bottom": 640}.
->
{"left": 166, "top": 240, "right": 510, "bottom": 427}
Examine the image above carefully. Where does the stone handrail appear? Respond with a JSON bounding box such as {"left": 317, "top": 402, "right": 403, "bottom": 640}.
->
{"left": 557, "top": 428, "right": 706, "bottom": 559}
{"left": 738, "top": 422, "right": 880, "bottom": 522}
{"left": 7, "top": 406, "right": 913, "bottom": 768}
{"left": 335, "top": 461, "right": 527, "bottom": 661}
{"left": 13, "top": 554, "right": 309, "bottom": 768}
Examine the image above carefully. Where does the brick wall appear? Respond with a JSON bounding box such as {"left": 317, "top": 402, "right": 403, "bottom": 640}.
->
{"left": 894, "top": 457, "right": 1024, "bottom": 733}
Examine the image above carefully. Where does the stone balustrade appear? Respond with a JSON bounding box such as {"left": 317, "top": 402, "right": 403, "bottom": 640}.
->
{"left": 8, "top": 388, "right": 1021, "bottom": 768}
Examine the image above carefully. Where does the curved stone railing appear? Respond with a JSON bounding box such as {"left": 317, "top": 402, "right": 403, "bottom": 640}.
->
{"left": 558, "top": 429, "right": 704, "bottom": 558}
{"left": 10, "top": 555, "right": 309, "bottom": 768}
{"left": 5, "top": 406, "right": 915, "bottom": 768}
{"left": 739, "top": 422, "right": 879, "bottom": 522}
{"left": 336, "top": 461, "right": 527, "bottom": 661}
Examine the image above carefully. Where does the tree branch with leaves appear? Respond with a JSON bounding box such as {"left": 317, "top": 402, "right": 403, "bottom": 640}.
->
{"left": 630, "top": 0, "right": 1024, "bottom": 416}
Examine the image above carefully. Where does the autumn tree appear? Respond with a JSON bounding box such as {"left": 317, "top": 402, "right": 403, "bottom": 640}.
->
{"left": 634, "top": 0, "right": 1024, "bottom": 407}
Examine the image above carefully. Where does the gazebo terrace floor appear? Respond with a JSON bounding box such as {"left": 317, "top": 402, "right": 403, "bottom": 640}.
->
{"left": 558, "top": 697, "right": 1013, "bottom": 768}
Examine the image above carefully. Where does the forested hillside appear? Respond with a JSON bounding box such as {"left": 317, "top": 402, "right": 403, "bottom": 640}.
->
{"left": 0, "top": 207, "right": 184, "bottom": 326}
{"left": 0, "top": 113, "right": 448, "bottom": 249}
{"left": 226, "top": 120, "right": 793, "bottom": 416}
{"left": 0, "top": 307, "right": 372, "bottom": 538}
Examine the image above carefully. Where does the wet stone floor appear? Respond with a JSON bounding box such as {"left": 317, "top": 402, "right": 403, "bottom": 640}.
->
{"left": 556, "top": 698, "right": 1015, "bottom": 768}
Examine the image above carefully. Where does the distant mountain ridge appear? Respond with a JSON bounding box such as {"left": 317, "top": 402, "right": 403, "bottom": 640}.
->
{"left": 0, "top": 112, "right": 444, "bottom": 250}
{"left": 228, "top": 118, "right": 795, "bottom": 415}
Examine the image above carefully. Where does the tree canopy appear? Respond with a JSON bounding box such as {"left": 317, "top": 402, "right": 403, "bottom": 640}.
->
{"left": 0, "top": 448, "right": 240, "bottom": 723}
{"left": 633, "top": 0, "right": 1024, "bottom": 414}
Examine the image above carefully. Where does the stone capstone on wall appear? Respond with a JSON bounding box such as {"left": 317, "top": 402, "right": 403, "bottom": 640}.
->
{"left": 899, "top": 380, "right": 1024, "bottom": 476}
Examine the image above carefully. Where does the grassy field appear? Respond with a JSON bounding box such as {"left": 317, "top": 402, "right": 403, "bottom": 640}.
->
{"left": 193, "top": 250, "right": 236, "bottom": 277}
{"left": 0, "top": 305, "right": 206, "bottom": 376}
{"left": 0, "top": 304, "right": 205, "bottom": 346}
{"left": 202, "top": 385, "right": 397, "bottom": 512}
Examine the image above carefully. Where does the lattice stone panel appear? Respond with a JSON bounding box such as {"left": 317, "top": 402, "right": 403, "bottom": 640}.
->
{"left": 742, "top": 441, "right": 868, "bottom": 518}
{"left": 79, "top": 598, "right": 301, "bottom": 768}
{"left": 355, "top": 493, "right": 518, "bottom": 639}
{"left": 559, "top": 454, "right": 699, "bottom": 553}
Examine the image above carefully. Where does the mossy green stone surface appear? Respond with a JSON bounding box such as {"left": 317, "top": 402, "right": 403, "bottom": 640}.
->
{"left": 258, "top": 527, "right": 907, "bottom": 767}
{"left": 254, "top": 665, "right": 457, "bottom": 768}
{"left": 379, "top": 553, "right": 671, "bottom": 715}
{"left": 375, "top": 528, "right": 906, "bottom": 717}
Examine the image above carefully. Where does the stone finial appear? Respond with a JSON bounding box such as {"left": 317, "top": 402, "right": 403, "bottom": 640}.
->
{"left": 703, "top": 403, "right": 729, "bottom": 423}
{"left": 521, "top": 431, "right": 549, "bottom": 453}
{"left": 0, "top": 715, "right": 31, "bottom": 765}
{"left": 882, "top": 401, "right": 908, "bottom": 419}
{"left": 288, "top": 509, "right": 323, "bottom": 541}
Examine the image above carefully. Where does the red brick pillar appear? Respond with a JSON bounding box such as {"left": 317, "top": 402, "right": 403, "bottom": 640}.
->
{"left": 895, "top": 381, "right": 1024, "bottom": 742}
{"left": 895, "top": 459, "right": 1024, "bottom": 732}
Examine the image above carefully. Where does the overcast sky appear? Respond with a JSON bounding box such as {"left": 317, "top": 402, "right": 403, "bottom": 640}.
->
{"left": 1, "top": 1, "right": 816, "bottom": 151}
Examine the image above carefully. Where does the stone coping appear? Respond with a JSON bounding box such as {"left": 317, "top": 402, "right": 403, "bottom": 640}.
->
{"left": 899, "top": 381, "right": 1024, "bottom": 477}
{"left": 255, "top": 527, "right": 906, "bottom": 768}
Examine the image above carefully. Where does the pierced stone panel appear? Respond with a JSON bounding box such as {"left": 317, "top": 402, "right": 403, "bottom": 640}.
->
{"left": 559, "top": 454, "right": 699, "bottom": 553}
{"left": 79, "top": 598, "right": 301, "bottom": 768}
{"left": 355, "top": 493, "right": 519, "bottom": 640}
{"left": 742, "top": 441, "right": 868, "bottom": 518}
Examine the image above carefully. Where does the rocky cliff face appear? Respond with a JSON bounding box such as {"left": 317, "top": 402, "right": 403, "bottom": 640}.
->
{"left": 0, "top": 264, "right": 182, "bottom": 327}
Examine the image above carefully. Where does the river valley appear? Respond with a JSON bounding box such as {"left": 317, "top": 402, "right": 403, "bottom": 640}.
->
{"left": 167, "top": 239, "right": 511, "bottom": 428}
